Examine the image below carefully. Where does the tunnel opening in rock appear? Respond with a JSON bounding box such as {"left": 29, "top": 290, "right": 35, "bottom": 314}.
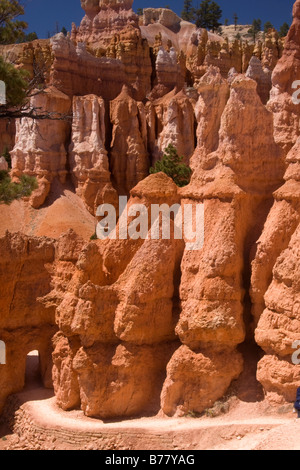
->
{"left": 24, "top": 351, "right": 43, "bottom": 390}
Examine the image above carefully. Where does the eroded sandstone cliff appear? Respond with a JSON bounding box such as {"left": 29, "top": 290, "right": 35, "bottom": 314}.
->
{"left": 0, "top": 0, "right": 300, "bottom": 420}
{"left": 0, "top": 232, "right": 56, "bottom": 414}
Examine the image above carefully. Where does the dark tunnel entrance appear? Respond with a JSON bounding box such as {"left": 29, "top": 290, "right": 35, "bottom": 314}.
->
{"left": 24, "top": 351, "right": 43, "bottom": 390}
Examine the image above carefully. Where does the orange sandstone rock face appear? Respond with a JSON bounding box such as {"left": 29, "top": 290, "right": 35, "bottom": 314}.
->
{"left": 70, "top": 1, "right": 152, "bottom": 101}
{"left": 268, "top": 0, "right": 300, "bottom": 154}
{"left": 249, "top": 3, "right": 300, "bottom": 402}
{"left": 1, "top": 1, "right": 286, "bottom": 214}
{"left": 252, "top": 137, "right": 300, "bottom": 403}
{"left": 0, "top": 232, "right": 56, "bottom": 413}
{"left": 109, "top": 85, "right": 149, "bottom": 194}
{"left": 46, "top": 175, "right": 183, "bottom": 418}
{"left": 72, "top": 342, "right": 173, "bottom": 419}
{"left": 146, "top": 88, "right": 196, "bottom": 165}
{"left": 160, "top": 75, "right": 284, "bottom": 417}
{"left": 161, "top": 346, "right": 243, "bottom": 417}
{"left": 10, "top": 87, "right": 71, "bottom": 208}
{"left": 69, "top": 94, "right": 117, "bottom": 214}
{"left": 192, "top": 67, "right": 229, "bottom": 159}
{"left": 2, "top": 0, "right": 300, "bottom": 420}
{"left": 50, "top": 34, "right": 126, "bottom": 100}
{"left": 73, "top": 0, "right": 139, "bottom": 48}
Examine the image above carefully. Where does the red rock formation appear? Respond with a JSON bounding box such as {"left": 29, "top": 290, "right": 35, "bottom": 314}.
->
{"left": 0, "top": 232, "right": 56, "bottom": 413}
{"left": 252, "top": 136, "right": 300, "bottom": 403}
{"left": 50, "top": 34, "right": 126, "bottom": 100}
{"left": 268, "top": 0, "right": 300, "bottom": 154}
{"left": 160, "top": 75, "right": 284, "bottom": 416}
{"left": 69, "top": 94, "right": 117, "bottom": 214}
{"left": 72, "top": 342, "right": 173, "bottom": 419}
{"left": 245, "top": 56, "right": 272, "bottom": 105}
{"left": 57, "top": 25, "right": 152, "bottom": 102}
{"left": 105, "top": 26, "right": 152, "bottom": 101}
{"left": 153, "top": 46, "right": 185, "bottom": 96}
{"left": 261, "top": 29, "right": 283, "bottom": 71}
{"left": 146, "top": 87, "right": 196, "bottom": 165}
{"left": 73, "top": 0, "right": 139, "bottom": 48}
{"left": 45, "top": 174, "right": 183, "bottom": 418}
{"left": 109, "top": 85, "right": 149, "bottom": 194}
{"left": 247, "top": 1, "right": 300, "bottom": 405}
{"left": 1, "top": 0, "right": 300, "bottom": 422}
{"left": 192, "top": 67, "right": 229, "bottom": 160}
{"left": 10, "top": 87, "right": 71, "bottom": 208}
{"left": 161, "top": 346, "right": 243, "bottom": 417}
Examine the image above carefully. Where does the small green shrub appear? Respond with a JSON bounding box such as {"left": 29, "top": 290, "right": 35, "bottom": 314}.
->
{"left": 204, "top": 400, "right": 231, "bottom": 418}
{"left": 150, "top": 144, "right": 192, "bottom": 187}
{"left": 90, "top": 232, "right": 98, "bottom": 240}
{"left": 0, "top": 172, "right": 38, "bottom": 204}
{"left": 185, "top": 410, "right": 201, "bottom": 418}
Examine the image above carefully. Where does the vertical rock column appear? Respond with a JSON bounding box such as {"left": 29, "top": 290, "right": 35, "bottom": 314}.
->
{"left": 267, "top": 0, "right": 300, "bottom": 155}
{"left": 47, "top": 174, "right": 185, "bottom": 419}
{"left": 253, "top": 137, "right": 300, "bottom": 403}
{"left": 10, "top": 87, "right": 71, "bottom": 208}
{"left": 110, "top": 85, "right": 149, "bottom": 194}
{"left": 145, "top": 87, "right": 196, "bottom": 166}
{"left": 69, "top": 94, "right": 118, "bottom": 215}
{"left": 160, "top": 75, "right": 285, "bottom": 417}
{"left": 251, "top": 1, "right": 300, "bottom": 404}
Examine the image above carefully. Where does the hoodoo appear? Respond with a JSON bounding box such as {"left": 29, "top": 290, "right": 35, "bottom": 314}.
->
{"left": 0, "top": 0, "right": 300, "bottom": 452}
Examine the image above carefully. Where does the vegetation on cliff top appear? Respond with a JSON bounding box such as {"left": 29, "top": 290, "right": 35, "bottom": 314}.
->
{"left": 150, "top": 144, "right": 192, "bottom": 188}
{"left": 180, "top": 0, "right": 290, "bottom": 39}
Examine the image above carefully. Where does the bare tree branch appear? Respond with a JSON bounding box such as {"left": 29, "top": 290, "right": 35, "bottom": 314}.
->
{"left": 0, "top": 51, "right": 72, "bottom": 121}
{"left": 0, "top": 104, "right": 72, "bottom": 120}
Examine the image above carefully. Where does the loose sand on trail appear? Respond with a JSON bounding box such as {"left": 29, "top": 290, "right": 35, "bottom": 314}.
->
{"left": 0, "top": 388, "right": 299, "bottom": 450}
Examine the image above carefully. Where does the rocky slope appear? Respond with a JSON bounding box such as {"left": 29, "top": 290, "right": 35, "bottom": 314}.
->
{"left": 0, "top": 0, "right": 299, "bottom": 420}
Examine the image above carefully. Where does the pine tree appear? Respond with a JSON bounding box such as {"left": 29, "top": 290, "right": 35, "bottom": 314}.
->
{"left": 150, "top": 144, "right": 192, "bottom": 187}
{"left": 0, "top": 0, "right": 27, "bottom": 44}
{"left": 233, "top": 12, "right": 238, "bottom": 31}
{"left": 195, "top": 0, "right": 222, "bottom": 33}
{"left": 0, "top": 1, "right": 71, "bottom": 121}
{"left": 181, "top": 0, "right": 195, "bottom": 22}
{"left": 0, "top": 55, "right": 28, "bottom": 107}
{"left": 248, "top": 19, "right": 262, "bottom": 42}
{"left": 24, "top": 31, "right": 38, "bottom": 42}
{"left": 264, "top": 21, "right": 274, "bottom": 34}
{"left": 279, "top": 22, "right": 289, "bottom": 38}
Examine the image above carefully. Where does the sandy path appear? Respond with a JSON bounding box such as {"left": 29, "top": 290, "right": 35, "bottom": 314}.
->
{"left": 0, "top": 387, "right": 298, "bottom": 451}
